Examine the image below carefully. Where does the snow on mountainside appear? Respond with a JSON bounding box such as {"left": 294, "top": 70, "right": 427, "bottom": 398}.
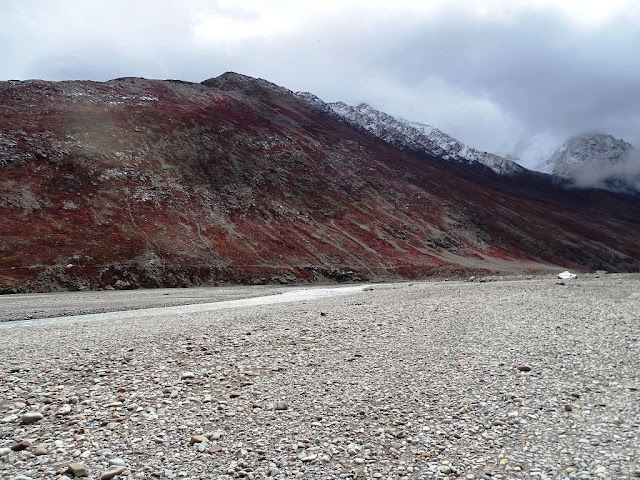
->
{"left": 296, "top": 92, "right": 527, "bottom": 176}
{"left": 547, "top": 133, "right": 640, "bottom": 193}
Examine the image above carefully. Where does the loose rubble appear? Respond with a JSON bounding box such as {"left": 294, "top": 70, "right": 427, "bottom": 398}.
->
{"left": 0, "top": 274, "right": 638, "bottom": 479}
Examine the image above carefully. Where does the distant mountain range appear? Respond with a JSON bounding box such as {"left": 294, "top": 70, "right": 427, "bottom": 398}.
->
{"left": 0, "top": 72, "right": 638, "bottom": 292}
{"left": 296, "top": 93, "right": 640, "bottom": 196}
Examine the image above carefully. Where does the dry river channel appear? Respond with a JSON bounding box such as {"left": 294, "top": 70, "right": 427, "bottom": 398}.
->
{"left": 0, "top": 274, "right": 638, "bottom": 479}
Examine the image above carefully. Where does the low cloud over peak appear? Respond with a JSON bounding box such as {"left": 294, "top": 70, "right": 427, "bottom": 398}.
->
{"left": 2, "top": 0, "right": 639, "bottom": 170}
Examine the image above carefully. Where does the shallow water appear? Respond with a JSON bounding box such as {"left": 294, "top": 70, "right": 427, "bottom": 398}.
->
{"left": 0, "top": 284, "right": 374, "bottom": 328}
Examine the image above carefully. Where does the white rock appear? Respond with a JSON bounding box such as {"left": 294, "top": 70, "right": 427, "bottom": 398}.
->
{"left": 57, "top": 404, "right": 72, "bottom": 415}
{"left": 557, "top": 271, "right": 577, "bottom": 279}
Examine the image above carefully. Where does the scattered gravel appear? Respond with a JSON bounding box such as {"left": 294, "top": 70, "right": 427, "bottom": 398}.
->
{"left": 0, "top": 274, "right": 638, "bottom": 479}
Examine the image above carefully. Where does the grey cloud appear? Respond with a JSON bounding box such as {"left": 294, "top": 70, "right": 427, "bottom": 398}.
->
{"left": 234, "top": 6, "right": 640, "bottom": 163}
{"left": 353, "top": 9, "right": 640, "bottom": 136}
{"left": 1, "top": 1, "right": 639, "bottom": 170}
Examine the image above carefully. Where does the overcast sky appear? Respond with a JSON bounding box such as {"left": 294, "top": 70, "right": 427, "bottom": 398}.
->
{"left": 2, "top": 0, "right": 639, "bottom": 169}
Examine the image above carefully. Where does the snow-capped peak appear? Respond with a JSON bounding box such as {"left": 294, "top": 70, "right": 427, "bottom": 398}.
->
{"left": 296, "top": 92, "right": 526, "bottom": 176}
{"left": 547, "top": 133, "right": 634, "bottom": 178}
{"left": 546, "top": 132, "right": 639, "bottom": 193}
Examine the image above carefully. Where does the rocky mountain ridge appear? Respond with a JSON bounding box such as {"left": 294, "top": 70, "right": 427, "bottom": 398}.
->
{"left": 1, "top": 72, "right": 639, "bottom": 292}
{"left": 296, "top": 92, "right": 527, "bottom": 176}
{"left": 298, "top": 93, "right": 640, "bottom": 195}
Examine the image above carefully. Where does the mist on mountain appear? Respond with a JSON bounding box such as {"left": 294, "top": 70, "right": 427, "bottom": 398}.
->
{"left": 545, "top": 132, "right": 639, "bottom": 193}
{"left": 572, "top": 148, "right": 640, "bottom": 191}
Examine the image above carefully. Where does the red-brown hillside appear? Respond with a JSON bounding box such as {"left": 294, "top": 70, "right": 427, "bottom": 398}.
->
{"left": 0, "top": 73, "right": 638, "bottom": 292}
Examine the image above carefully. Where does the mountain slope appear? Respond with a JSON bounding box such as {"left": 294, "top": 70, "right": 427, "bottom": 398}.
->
{"left": 546, "top": 133, "right": 640, "bottom": 194}
{"left": 1, "top": 73, "right": 639, "bottom": 292}
{"left": 296, "top": 92, "right": 527, "bottom": 176}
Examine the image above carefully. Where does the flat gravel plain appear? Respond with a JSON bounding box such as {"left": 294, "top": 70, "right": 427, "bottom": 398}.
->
{"left": 0, "top": 274, "right": 638, "bottom": 480}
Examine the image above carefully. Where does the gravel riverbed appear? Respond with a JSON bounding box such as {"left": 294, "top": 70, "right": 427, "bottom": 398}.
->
{"left": 1, "top": 274, "right": 638, "bottom": 479}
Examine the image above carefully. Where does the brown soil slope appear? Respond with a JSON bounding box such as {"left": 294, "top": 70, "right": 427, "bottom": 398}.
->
{"left": 0, "top": 73, "right": 638, "bottom": 292}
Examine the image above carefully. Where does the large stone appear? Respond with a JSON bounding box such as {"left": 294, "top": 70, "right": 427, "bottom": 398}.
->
{"left": 57, "top": 404, "right": 72, "bottom": 416}
{"left": 101, "top": 466, "right": 127, "bottom": 480}
{"left": 204, "top": 430, "right": 223, "bottom": 440}
{"left": 34, "top": 443, "right": 49, "bottom": 455}
{"left": 11, "top": 440, "right": 31, "bottom": 451}
{"left": 557, "top": 271, "right": 577, "bottom": 280}
{"left": 208, "top": 444, "right": 222, "bottom": 453}
{"left": 189, "top": 435, "right": 208, "bottom": 445}
{"left": 21, "top": 412, "right": 44, "bottom": 424}
{"left": 66, "top": 462, "right": 89, "bottom": 478}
